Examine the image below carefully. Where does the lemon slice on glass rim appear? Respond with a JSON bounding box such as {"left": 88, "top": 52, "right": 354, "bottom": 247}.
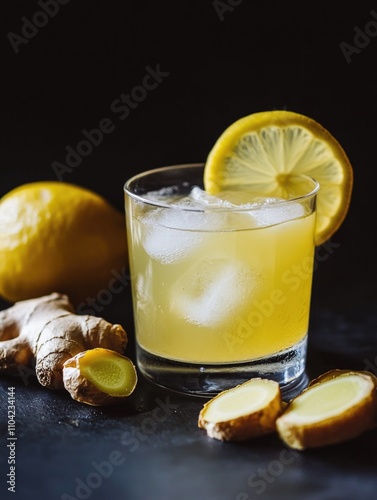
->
{"left": 203, "top": 110, "right": 353, "bottom": 246}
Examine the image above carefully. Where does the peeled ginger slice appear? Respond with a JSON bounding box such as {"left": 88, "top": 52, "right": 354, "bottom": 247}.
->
{"left": 276, "top": 370, "right": 377, "bottom": 450}
{"left": 198, "top": 378, "right": 283, "bottom": 441}
{"left": 63, "top": 348, "right": 137, "bottom": 406}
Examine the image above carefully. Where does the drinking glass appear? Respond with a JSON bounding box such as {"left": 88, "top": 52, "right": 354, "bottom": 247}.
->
{"left": 124, "top": 163, "right": 319, "bottom": 398}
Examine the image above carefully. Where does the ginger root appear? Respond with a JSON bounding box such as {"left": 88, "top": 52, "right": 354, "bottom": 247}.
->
{"left": 0, "top": 293, "right": 127, "bottom": 391}
{"left": 198, "top": 378, "right": 283, "bottom": 441}
{"left": 198, "top": 370, "right": 377, "bottom": 447}
{"left": 276, "top": 369, "right": 377, "bottom": 450}
{"left": 63, "top": 348, "right": 137, "bottom": 406}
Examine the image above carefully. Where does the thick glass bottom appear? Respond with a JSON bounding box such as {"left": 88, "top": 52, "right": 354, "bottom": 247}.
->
{"left": 136, "top": 336, "right": 308, "bottom": 401}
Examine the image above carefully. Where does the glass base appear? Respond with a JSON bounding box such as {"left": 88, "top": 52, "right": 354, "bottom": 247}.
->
{"left": 136, "top": 336, "right": 308, "bottom": 401}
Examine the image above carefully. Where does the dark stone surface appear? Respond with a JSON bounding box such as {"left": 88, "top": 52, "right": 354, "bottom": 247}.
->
{"left": 1, "top": 275, "right": 377, "bottom": 500}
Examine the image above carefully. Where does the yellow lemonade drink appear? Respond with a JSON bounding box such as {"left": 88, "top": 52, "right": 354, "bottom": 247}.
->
{"left": 125, "top": 164, "right": 318, "bottom": 395}
{"left": 129, "top": 200, "right": 315, "bottom": 363}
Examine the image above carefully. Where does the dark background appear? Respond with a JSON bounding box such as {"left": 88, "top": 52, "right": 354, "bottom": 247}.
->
{"left": 2, "top": 0, "right": 377, "bottom": 294}
{"left": 1, "top": 2, "right": 377, "bottom": 499}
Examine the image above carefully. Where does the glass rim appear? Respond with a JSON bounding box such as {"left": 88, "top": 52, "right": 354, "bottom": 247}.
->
{"left": 124, "top": 163, "right": 319, "bottom": 212}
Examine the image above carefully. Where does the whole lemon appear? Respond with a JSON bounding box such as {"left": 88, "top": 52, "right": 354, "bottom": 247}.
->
{"left": 0, "top": 181, "right": 128, "bottom": 305}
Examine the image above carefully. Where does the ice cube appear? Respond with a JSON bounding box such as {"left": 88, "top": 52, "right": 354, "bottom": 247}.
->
{"left": 170, "top": 258, "right": 254, "bottom": 327}
{"left": 189, "top": 187, "right": 237, "bottom": 208}
{"left": 141, "top": 208, "right": 208, "bottom": 264}
{"left": 135, "top": 260, "right": 153, "bottom": 310}
{"left": 189, "top": 187, "right": 268, "bottom": 208}
{"left": 189, "top": 187, "right": 306, "bottom": 228}
{"left": 251, "top": 201, "right": 306, "bottom": 227}
{"left": 184, "top": 187, "right": 259, "bottom": 230}
{"left": 144, "top": 186, "right": 183, "bottom": 204}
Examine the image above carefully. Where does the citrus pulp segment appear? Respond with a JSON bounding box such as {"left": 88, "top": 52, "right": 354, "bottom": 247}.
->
{"left": 203, "top": 110, "right": 353, "bottom": 245}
